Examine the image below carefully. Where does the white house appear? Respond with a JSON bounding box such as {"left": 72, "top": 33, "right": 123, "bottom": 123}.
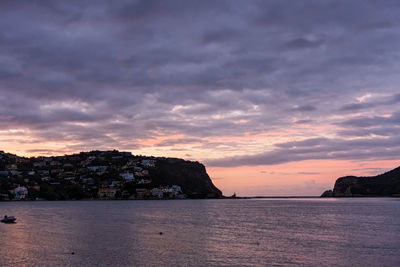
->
{"left": 11, "top": 186, "right": 28, "bottom": 200}
{"left": 120, "top": 172, "right": 134, "bottom": 182}
{"left": 50, "top": 161, "right": 61, "bottom": 166}
{"left": 133, "top": 166, "right": 143, "bottom": 172}
{"left": 81, "top": 178, "right": 94, "bottom": 184}
{"left": 138, "top": 179, "right": 152, "bottom": 184}
{"left": 98, "top": 188, "right": 117, "bottom": 199}
{"left": 110, "top": 181, "right": 121, "bottom": 188}
{"left": 171, "top": 185, "right": 182, "bottom": 194}
{"left": 38, "top": 170, "right": 50, "bottom": 176}
{"left": 87, "top": 166, "right": 108, "bottom": 172}
{"left": 151, "top": 188, "right": 164, "bottom": 198}
{"left": 141, "top": 159, "right": 155, "bottom": 167}
{"left": 33, "top": 161, "right": 46, "bottom": 167}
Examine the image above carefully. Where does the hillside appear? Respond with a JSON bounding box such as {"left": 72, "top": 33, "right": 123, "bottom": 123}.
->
{"left": 321, "top": 166, "right": 400, "bottom": 197}
{"left": 0, "top": 150, "right": 222, "bottom": 200}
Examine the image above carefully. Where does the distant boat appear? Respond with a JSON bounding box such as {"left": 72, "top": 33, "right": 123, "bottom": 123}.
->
{"left": 1, "top": 215, "right": 16, "bottom": 223}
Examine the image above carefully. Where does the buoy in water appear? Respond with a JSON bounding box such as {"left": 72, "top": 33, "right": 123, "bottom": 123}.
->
{"left": 159, "top": 232, "right": 163, "bottom": 235}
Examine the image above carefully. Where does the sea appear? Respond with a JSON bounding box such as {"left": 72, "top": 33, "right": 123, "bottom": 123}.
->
{"left": 0, "top": 198, "right": 399, "bottom": 267}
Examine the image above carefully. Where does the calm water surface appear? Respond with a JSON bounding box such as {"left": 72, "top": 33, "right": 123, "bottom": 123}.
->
{"left": 0, "top": 198, "right": 399, "bottom": 266}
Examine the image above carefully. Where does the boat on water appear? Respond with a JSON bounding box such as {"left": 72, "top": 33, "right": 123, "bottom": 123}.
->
{"left": 1, "top": 215, "right": 16, "bottom": 223}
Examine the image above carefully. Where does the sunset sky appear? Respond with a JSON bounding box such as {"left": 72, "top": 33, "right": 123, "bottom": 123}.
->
{"left": 1, "top": 0, "right": 400, "bottom": 196}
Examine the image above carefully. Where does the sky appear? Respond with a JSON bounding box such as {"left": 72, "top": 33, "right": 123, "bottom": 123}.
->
{"left": 1, "top": 0, "right": 400, "bottom": 196}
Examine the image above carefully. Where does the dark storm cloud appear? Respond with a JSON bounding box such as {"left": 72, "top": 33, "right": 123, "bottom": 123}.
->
{"left": 335, "top": 110, "right": 400, "bottom": 138}
{"left": 337, "top": 126, "right": 400, "bottom": 137}
{"left": 1, "top": 0, "right": 400, "bottom": 163}
{"left": 339, "top": 92, "right": 400, "bottom": 111}
{"left": 340, "top": 103, "right": 375, "bottom": 111}
{"left": 294, "top": 120, "right": 313, "bottom": 124}
{"left": 339, "top": 111, "right": 400, "bottom": 128}
{"left": 289, "top": 105, "right": 317, "bottom": 112}
{"left": 156, "top": 138, "right": 206, "bottom": 147}
{"left": 201, "top": 29, "right": 239, "bottom": 45}
{"left": 209, "top": 108, "right": 400, "bottom": 167}
{"left": 207, "top": 135, "right": 400, "bottom": 167}
{"left": 281, "top": 38, "right": 323, "bottom": 50}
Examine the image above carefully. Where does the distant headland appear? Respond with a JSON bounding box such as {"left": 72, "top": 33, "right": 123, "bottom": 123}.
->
{"left": 0, "top": 150, "right": 222, "bottom": 201}
{"left": 321, "top": 165, "right": 400, "bottom": 197}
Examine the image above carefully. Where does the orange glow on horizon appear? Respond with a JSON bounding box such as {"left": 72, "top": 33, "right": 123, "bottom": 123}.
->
{"left": 208, "top": 159, "right": 400, "bottom": 196}
{"left": 2, "top": 128, "right": 399, "bottom": 196}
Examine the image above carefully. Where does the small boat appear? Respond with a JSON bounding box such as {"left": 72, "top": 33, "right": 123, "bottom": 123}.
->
{"left": 1, "top": 215, "right": 16, "bottom": 223}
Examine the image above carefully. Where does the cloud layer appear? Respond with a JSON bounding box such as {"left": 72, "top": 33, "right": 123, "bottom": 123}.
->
{"left": 1, "top": 0, "right": 400, "bottom": 170}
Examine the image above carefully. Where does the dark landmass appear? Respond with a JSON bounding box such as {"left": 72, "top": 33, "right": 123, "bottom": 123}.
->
{"left": 150, "top": 157, "right": 222, "bottom": 198}
{"left": 244, "top": 196, "right": 319, "bottom": 199}
{"left": 321, "top": 165, "right": 400, "bottom": 197}
{"left": 0, "top": 150, "right": 222, "bottom": 201}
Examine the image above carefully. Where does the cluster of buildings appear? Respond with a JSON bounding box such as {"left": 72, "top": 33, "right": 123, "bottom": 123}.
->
{"left": 98, "top": 184, "right": 185, "bottom": 199}
{"left": 0, "top": 150, "right": 187, "bottom": 201}
{"left": 4, "top": 185, "right": 29, "bottom": 200}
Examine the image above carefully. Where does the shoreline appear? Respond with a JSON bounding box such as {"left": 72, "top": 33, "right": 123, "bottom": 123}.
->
{"left": 2, "top": 195, "right": 400, "bottom": 202}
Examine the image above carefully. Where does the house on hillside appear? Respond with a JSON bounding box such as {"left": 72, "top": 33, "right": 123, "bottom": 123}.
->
{"left": 151, "top": 188, "right": 164, "bottom": 198}
{"left": 141, "top": 159, "right": 155, "bottom": 167}
{"left": 98, "top": 188, "right": 117, "bottom": 199}
{"left": 10, "top": 186, "right": 28, "bottom": 200}
{"left": 88, "top": 166, "right": 108, "bottom": 172}
{"left": 138, "top": 179, "right": 152, "bottom": 184}
{"left": 50, "top": 161, "right": 61, "bottom": 166}
{"left": 7, "top": 164, "right": 18, "bottom": 170}
{"left": 120, "top": 172, "right": 134, "bottom": 182}
{"left": 33, "top": 161, "right": 46, "bottom": 167}
{"left": 136, "top": 188, "right": 151, "bottom": 199}
{"left": 38, "top": 170, "right": 50, "bottom": 176}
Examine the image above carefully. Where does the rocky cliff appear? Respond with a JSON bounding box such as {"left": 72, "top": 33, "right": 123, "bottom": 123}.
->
{"left": 151, "top": 158, "right": 222, "bottom": 197}
{"left": 321, "top": 165, "right": 400, "bottom": 197}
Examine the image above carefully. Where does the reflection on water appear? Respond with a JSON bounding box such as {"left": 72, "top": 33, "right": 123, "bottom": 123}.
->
{"left": 1, "top": 198, "right": 400, "bottom": 266}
